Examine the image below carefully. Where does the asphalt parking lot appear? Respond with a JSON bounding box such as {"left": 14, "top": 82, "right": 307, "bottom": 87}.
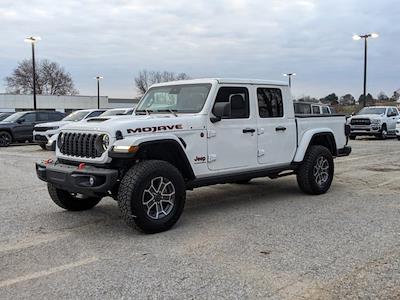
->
{"left": 0, "top": 139, "right": 399, "bottom": 299}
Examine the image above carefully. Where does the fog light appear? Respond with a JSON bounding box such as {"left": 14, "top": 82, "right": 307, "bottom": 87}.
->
{"left": 89, "top": 176, "right": 95, "bottom": 186}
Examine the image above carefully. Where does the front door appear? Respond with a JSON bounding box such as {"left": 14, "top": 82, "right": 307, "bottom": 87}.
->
{"left": 207, "top": 86, "right": 258, "bottom": 171}
{"left": 13, "top": 112, "right": 37, "bottom": 140}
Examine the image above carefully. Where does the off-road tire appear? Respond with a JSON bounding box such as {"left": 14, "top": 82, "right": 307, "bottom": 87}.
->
{"left": 0, "top": 131, "right": 12, "bottom": 147}
{"left": 296, "top": 145, "right": 334, "bottom": 195}
{"left": 349, "top": 135, "right": 356, "bottom": 140}
{"left": 118, "top": 160, "right": 186, "bottom": 234}
{"left": 47, "top": 183, "right": 101, "bottom": 211}
{"left": 379, "top": 124, "right": 387, "bottom": 140}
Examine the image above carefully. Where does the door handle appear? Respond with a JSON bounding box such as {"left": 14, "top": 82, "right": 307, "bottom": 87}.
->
{"left": 242, "top": 128, "right": 256, "bottom": 133}
{"left": 275, "top": 126, "right": 287, "bottom": 132}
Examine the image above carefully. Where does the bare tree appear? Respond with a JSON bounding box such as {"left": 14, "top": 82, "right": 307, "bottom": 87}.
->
{"left": 134, "top": 70, "right": 190, "bottom": 95}
{"left": 5, "top": 59, "right": 78, "bottom": 95}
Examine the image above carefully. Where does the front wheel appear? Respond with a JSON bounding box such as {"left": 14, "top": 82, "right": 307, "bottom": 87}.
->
{"left": 48, "top": 183, "right": 102, "bottom": 211}
{"left": 0, "top": 131, "right": 12, "bottom": 147}
{"left": 296, "top": 145, "right": 334, "bottom": 195}
{"left": 379, "top": 125, "right": 387, "bottom": 140}
{"left": 118, "top": 160, "right": 186, "bottom": 234}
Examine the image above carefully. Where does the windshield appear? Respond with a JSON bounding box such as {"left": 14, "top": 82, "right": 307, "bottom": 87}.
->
{"left": 101, "top": 109, "right": 129, "bottom": 116}
{"left": 357, "top": 107, "right": 386, "bottom": 115}
{"left": 136, "top": 84, "right": 211, "bottom": 114}
{"left": 62, "top": 111, "right": 89, "bottom": 121}
{"left": 2, "top": 112, "right": 26, "bottom": 122}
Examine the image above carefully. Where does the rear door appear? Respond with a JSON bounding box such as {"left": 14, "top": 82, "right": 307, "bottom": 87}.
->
{"left": 256, "top": 87, "right": 297, "bottom": 166}
{"left": 207, "top": 85, "right": 258, "bottom": 171}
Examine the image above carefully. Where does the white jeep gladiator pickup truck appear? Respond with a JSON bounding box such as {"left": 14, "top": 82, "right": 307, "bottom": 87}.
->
{"left": 36, "top": 78, "right": 351, "bottom": 233}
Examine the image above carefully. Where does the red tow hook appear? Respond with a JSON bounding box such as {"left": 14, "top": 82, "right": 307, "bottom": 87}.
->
{"left": 43, "top": 158, "right": 53, "bottom": 165}
{"left": 78, "top": 163, "right": 86, "bottom": 170}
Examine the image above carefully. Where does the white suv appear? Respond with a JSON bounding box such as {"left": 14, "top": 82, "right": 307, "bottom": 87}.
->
{"left": 33, "top": 109, "right": 106, "bottom": 150}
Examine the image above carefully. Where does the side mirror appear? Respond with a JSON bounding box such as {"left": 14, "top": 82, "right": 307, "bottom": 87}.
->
{"left": 211, "top": 102, "right": 230, "bottom": 123}
{"left": 17, "top": 118, "right": 25, "bottom": 124}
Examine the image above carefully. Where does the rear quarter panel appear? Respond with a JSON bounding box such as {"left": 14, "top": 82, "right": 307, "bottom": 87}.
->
{"left": 294, "top": 116, "right": 347, "bottom": 162}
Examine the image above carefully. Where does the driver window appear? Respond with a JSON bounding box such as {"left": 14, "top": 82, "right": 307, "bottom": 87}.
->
{"left": 22, "top": 113, "right": 36, "bottom": 123}
{"left": 213, "top": 87, "right": 249, "bottom": 119}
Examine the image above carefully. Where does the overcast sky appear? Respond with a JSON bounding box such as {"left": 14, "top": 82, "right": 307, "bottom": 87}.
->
{"left": 1, "top": 0, "right": 399, "bottom": 99}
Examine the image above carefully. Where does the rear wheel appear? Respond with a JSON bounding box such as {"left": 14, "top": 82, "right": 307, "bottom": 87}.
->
{"left": 0, "top": 131, "right": 12, "bottom": 147}
{"left": 118, "top": 160, "right": 186, "bottom": 234}
{"left": 47, "top": 183, "right": 102, "bottom": 211}
{"left": 296, "top": 145, "right": 334, "bottom": 195}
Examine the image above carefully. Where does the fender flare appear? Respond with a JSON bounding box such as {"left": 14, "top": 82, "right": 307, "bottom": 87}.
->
{"left": 110, "top": 134, "right": 195, "bottom": 180}
{"left": 293, "top": 129, "right": 336, "bottom": 162}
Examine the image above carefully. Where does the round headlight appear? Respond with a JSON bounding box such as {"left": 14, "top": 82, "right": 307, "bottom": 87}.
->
{"left": 101, "top": 134, "right": 110, "bottom": 150}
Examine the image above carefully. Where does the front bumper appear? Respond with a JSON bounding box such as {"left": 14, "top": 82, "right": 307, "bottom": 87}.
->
{"left": 36, "top": 161, "right": 119, "bottom": 196}
{"left": 350, "top": 124, "right": 381, "bottom": 135}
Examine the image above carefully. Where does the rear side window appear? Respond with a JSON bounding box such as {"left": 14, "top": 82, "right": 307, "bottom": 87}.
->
{"left": 37, "top": 112, "right": 49, "bottom": 121}
{"left": 312, "top": 106, "right": 320, "bottom": 114}
{"left": 322, "top": 106, "right": 330, "bottom": 114}
{"left": 213, "top": 87, "right": 249, "bottom": 119}
{"left": 257, "top": 88, "right": 283, "bottom": 118}
{"left": 48, "top": 112, "right": 63, "bottom": 121}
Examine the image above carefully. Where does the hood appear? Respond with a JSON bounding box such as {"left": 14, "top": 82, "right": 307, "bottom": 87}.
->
{"left": 60, "top": 114, "right": 200, "bottom": 137}
{"left": 351, "top": 114, "right": 384, "bottom": 119}
{"left": 35, "top": 121, "right": 72, "bottom": 128}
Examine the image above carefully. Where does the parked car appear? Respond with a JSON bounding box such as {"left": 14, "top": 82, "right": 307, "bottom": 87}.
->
{"left": 294, "top": 101, "right": 334, "bottom": 115}
{"left": 347, "top": 106, "right": 400, "bottom": 140}
{"left": 0, "top": 111, "right": 65, "bottom": 147}
{"left": 33, "top": 109, "right": 106, "bottom": 150}
{"left": 100, "top": 107, "right": 136, "bottom": 117}
{"left": 36, "top": 78, "right": 351, "bottom": 234}
{"left": 0, "top": 112, "right": 14, "bottom": 121}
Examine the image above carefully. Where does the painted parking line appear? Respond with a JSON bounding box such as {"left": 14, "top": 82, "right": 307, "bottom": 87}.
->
{"left": 0, "top": 257, "right": 98, "bottom": 288}
{"left": 0, "top": 232, "right": 71, "bottom": 254}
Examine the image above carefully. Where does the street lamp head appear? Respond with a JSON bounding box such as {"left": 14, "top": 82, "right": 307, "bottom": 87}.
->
{"left": 24, "top": 36, "right": 41, "bottom": 43}
{"left": 94, "top": 76, "right": 103, "bottom": 80}
{"left": 371, "top": 33, "right": 379, "bottom": 38}
{"left": 352, "top": 34, "right": 361, "bottom": 41}
{"left": 283, "top": 73, "right": 296, "bottom": 77}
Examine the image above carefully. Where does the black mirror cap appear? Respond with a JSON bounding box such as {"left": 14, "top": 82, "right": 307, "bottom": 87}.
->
{"left": 17, "top": 119, "right": 24, "bottom": 124}
{"left": 211, "top": 102, "right": 231, "bottom": 123}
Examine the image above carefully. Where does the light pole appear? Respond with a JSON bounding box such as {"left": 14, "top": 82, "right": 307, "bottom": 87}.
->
{"left": 24, "top": 36, "right": 41, "bottom": 110}
{"left": 283, "top": 73, "right": 296, "bottom": 87}
{"left": 352, "top": 33, "right": 379, "bottom": 107}
{"left": 94, "top": 76, "right": 103, "bottom": 109}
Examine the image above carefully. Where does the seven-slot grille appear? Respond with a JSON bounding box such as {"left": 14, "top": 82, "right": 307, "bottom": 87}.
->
{"left": 350, "top": 118, "right": 371, "bottom": 125}
{"left": 59, "top": 132, "right": 104, "bottom": 158}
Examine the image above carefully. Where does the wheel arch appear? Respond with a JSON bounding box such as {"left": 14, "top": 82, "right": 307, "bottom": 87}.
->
{"left": 294, "top": 130, "right": 337, "bottom": 162}
{"left": 135, "top": 139, "right": 195, "bottom": 181}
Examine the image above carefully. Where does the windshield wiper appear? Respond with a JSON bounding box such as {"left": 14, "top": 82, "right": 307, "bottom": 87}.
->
{"left": 156, "top": 109, "right": 178, "bottom": 117}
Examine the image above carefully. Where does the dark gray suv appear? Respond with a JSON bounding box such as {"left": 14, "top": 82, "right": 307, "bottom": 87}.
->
{"left": 0, "top": 111, "right": 65, "bottom": 147}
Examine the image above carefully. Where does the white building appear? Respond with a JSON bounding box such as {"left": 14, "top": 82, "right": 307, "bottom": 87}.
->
{"left": 0, "top": 94, "right": 139, "bottom": 113}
